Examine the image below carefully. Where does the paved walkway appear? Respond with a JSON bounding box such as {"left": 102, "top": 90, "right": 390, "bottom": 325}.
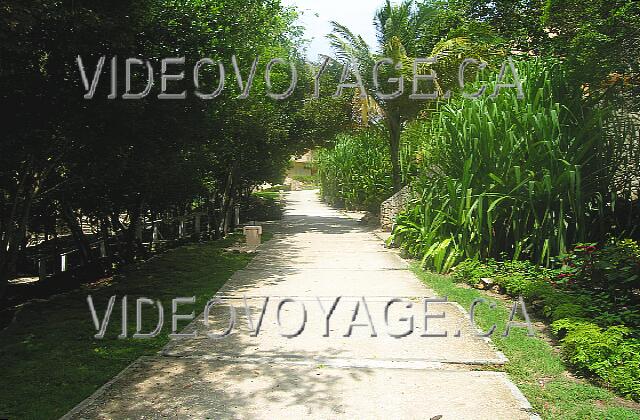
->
{"left": 66, "top": 190, "right": 537, "bottom": 419}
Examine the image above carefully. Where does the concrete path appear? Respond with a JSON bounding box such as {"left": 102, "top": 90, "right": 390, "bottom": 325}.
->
{"left": 65, "top": 190, "right": 537, "bottom": 419}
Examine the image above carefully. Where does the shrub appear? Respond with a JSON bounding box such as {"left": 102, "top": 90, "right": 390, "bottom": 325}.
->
{"left": 552, "top": 319, "right": 640, "bottom": 401}
{"left": 454, "top": 254, "right": 640, "bottom": 401}
{"left": 560, "top": 239, "right": 640, "bottom": 295}
{"left": 558, "top": 239, "right": 640, "bottom": 332}
{"left": 317, "top": 131, "right": 393, "bottom": 212}
{"left": 240, "top": 195, "right": 283, "bottom": 222}
{"left": 452, "top": 257, "right": 555, "bottom": 299}
{"left": 392, "top": 59, "right": 630, "bottom": 272}
{"left": 549, "top": 303, "right": 588, "bottom": 321}
{"left": 452, "top": 259, "right": 495, "bottom": 285}
{"left": 453, "top": 251, "right": 639, "bottom": 332}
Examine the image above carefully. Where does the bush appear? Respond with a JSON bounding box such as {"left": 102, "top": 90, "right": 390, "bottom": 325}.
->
{"left": 392, "top": 59, "right": 631, "bottom": 272}
{"left": 317, "top": 131, "right": 393, "bottom": 212}
{"left": 549, "top": 303, "right": 588, "bottom": 321}
{"left": 557, "top": 239, "right": 640, "bottom": 332}
{"left": 552, "top": 319, "right": 640, "bottom": 401}
{"left": 240, "top": 196, "right": 283, "bottom": 222}
{"left": 453, "top": 252, "right": 640, "bottom": 402}
{"left": 559, "top": 239, "right": 640, "bottom": 294}
{"left": 453, "top": 257, "right": 555, "bottom": 299}
{"left": 452, "top": 259, "right": 496, "bottom": 286}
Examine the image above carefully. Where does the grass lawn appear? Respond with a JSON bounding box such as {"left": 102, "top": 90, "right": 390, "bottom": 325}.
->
{"left": 253, "top": 191, "right": 281, "bottom": 200}
{"left": 411, "top": 264, "right": 640, "bottom": 420}
{"left": 0, "top": 234, "right": 262, "bottom": 419}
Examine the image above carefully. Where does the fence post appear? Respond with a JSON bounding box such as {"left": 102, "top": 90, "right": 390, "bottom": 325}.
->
{"left": 61, "top": 254, "right": 67, "bottom": 272}
{"left": 179, "top": 220, "right": 185, "bottom": 238}
{"left": 234, "top": 205, "right": 240, "bottom": 227}
{"left": 195, "top": 215, "right": 201, "bottom": 235}
{"left": 38, "top": 259, "right": 47, "bottom": 281}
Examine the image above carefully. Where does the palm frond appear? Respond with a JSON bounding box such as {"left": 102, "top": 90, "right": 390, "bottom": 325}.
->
{"left": 328, "top": 21, "right": 371, "bottom": 64}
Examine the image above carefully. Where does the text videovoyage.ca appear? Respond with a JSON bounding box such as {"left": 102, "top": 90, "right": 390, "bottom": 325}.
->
{"left": 77, "top": 55, "right": 524, "bottom": 101}
{"left": 87, "top": 294, "right": 535, "bottom": 340}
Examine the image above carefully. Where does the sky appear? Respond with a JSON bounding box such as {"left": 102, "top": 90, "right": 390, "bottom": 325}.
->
{"left": 281, "top": 0, "right": 389, "bottom": 61}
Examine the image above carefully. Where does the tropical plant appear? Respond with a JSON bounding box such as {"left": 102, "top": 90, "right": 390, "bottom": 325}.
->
{"left": 317, "top": 131, "right": 393, "bottom": 212}
{"left": 392, "top": 59, "right": 631, "bottom": 271}
{"left": 552, "top": 319, "right": 640, "bottom": 401}
{"left": 327, "top": 0, "right": 500, "bottom": 192}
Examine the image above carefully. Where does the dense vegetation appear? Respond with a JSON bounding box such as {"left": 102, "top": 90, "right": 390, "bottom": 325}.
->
{"left": 393, "top": 59, "right": 634, "bottom": 271}
{"left": 317, "top": 0, "right": 640, "bottom": 404}
{"left": 453, "top": 238, "right": 640, "bottom": 400}
{"left": 317, "top": 131, "right": 393, "bottom": 212}
{"left": 0, "top": 0, "right": 354, "bottom": 302}
{"left": 1, "top": 0, "right": 639, "bottom": 414}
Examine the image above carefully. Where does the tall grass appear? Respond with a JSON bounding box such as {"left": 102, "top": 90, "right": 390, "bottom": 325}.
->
{"left": 317, "top": 131, "right": 393, "bottom": 212}
{"left": 393, "top": 59, "right": 630, "bottom": 272}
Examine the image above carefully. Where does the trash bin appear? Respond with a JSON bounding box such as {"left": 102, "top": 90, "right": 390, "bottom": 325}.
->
{"left": 243, "top": 225, "right": 262, "bottom": 246}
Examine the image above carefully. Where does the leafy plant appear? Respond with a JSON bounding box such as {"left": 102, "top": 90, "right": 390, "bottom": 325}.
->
{"left": 549, "top": 303, "right": 588, "bottom": 321}
{"left": 317, "top": 131, "right": 393, "bottom": 212}
{"left": 560, "top": 239, "right": 640, "bottom": 294}
{"left": 392, "top": 59, "right": 630, "bottom": 271}
{"left": 452, "top": 258, "right": 494, "bottom": 285}
{"left": 552, "top": 319, "right": 640, "bottom": 401}
{"left": 452, "top": 257, "right": 555, "bottom": 299}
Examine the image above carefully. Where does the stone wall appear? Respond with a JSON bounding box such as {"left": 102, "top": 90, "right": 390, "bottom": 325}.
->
{"left": 379, "top": 185, "right": 412, "bottom": 231}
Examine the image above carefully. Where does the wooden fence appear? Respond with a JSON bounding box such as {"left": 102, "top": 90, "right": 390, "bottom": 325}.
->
{"left": 20, "top": 206, "right": 241, "bottom": 283}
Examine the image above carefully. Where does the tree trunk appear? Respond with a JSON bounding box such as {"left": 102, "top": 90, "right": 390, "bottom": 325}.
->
{"left": 0, "top": 177, "right": 37, "bottom": 300}
{"left": 208, "top": 191, "right": 221, "bottom": 239}
{"left": 224, "top": 195, "right": 235, "bottom": 234}
{"left": 0, "top": 165, "right": 34, "bottom": 298}
{"left": 100, "top": 216, "right": 111, "bottom": 257}
{"left": 60, "top": 200, "right": 92, "bottom": 265}
{"left": 123, "top": 199, "right": 145, "bottom": 263}
{"left": 0, "top": 156, "right": 59, "bottom": 300}
{"left": 388, "top": 112, "right": 403, "bottom": 192}
{"left": 220, "top": 170, "right": 235, "bottom": 235}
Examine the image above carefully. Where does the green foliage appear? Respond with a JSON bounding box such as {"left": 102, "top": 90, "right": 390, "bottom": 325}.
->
{"left": 328, "top": 0, "right": 501, "bottom": 191}
{"left": 412, "top": 265, "right": 640, "bottom": 417}
{"left": 557, "top": 239, "right": 640, "bottom": 331}
{"left": 0, "top": 0, "right": 315, "bottom": 287}
{"left": 560, "top": 239, "right": 640, "bottom": 293}
{"left": 549, "top": 303, "right": 588, "bottom": 322}
{"left": 453, "top": 257, "right": 555, "bottom": 299}
{"left": 458, "top": 0, "right": 640, "bottom": 90}
{"left": 552, "top": 319, "right": 640, "bottom": 401}
{"left": 240, "top": 195, "right": 283, "bottom": 222}
{"left": 452, "top": 245, "right": 640, "bottom": 402}
{"left": 317, "top": 131, "right": 393, "bottom": 212}
{"left": 451, "top": 258, "right": 493, "bottom": 285}
{"left": 542, "top": 0, "right": 640, "bottom": 87}
{"left": 392, "top": 59, "right": 630, "bottom": 271}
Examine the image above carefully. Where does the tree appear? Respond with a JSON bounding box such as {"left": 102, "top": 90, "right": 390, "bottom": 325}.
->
{"left": 328, "top": 0, "right": 497, "bottom": 191}
{"left": 0, "top": 0, "right": 312, "bottom": 298}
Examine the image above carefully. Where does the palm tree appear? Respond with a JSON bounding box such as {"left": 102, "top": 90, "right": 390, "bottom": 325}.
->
{"left": 328, "top": 0, "right": 497, "bottom": 192}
